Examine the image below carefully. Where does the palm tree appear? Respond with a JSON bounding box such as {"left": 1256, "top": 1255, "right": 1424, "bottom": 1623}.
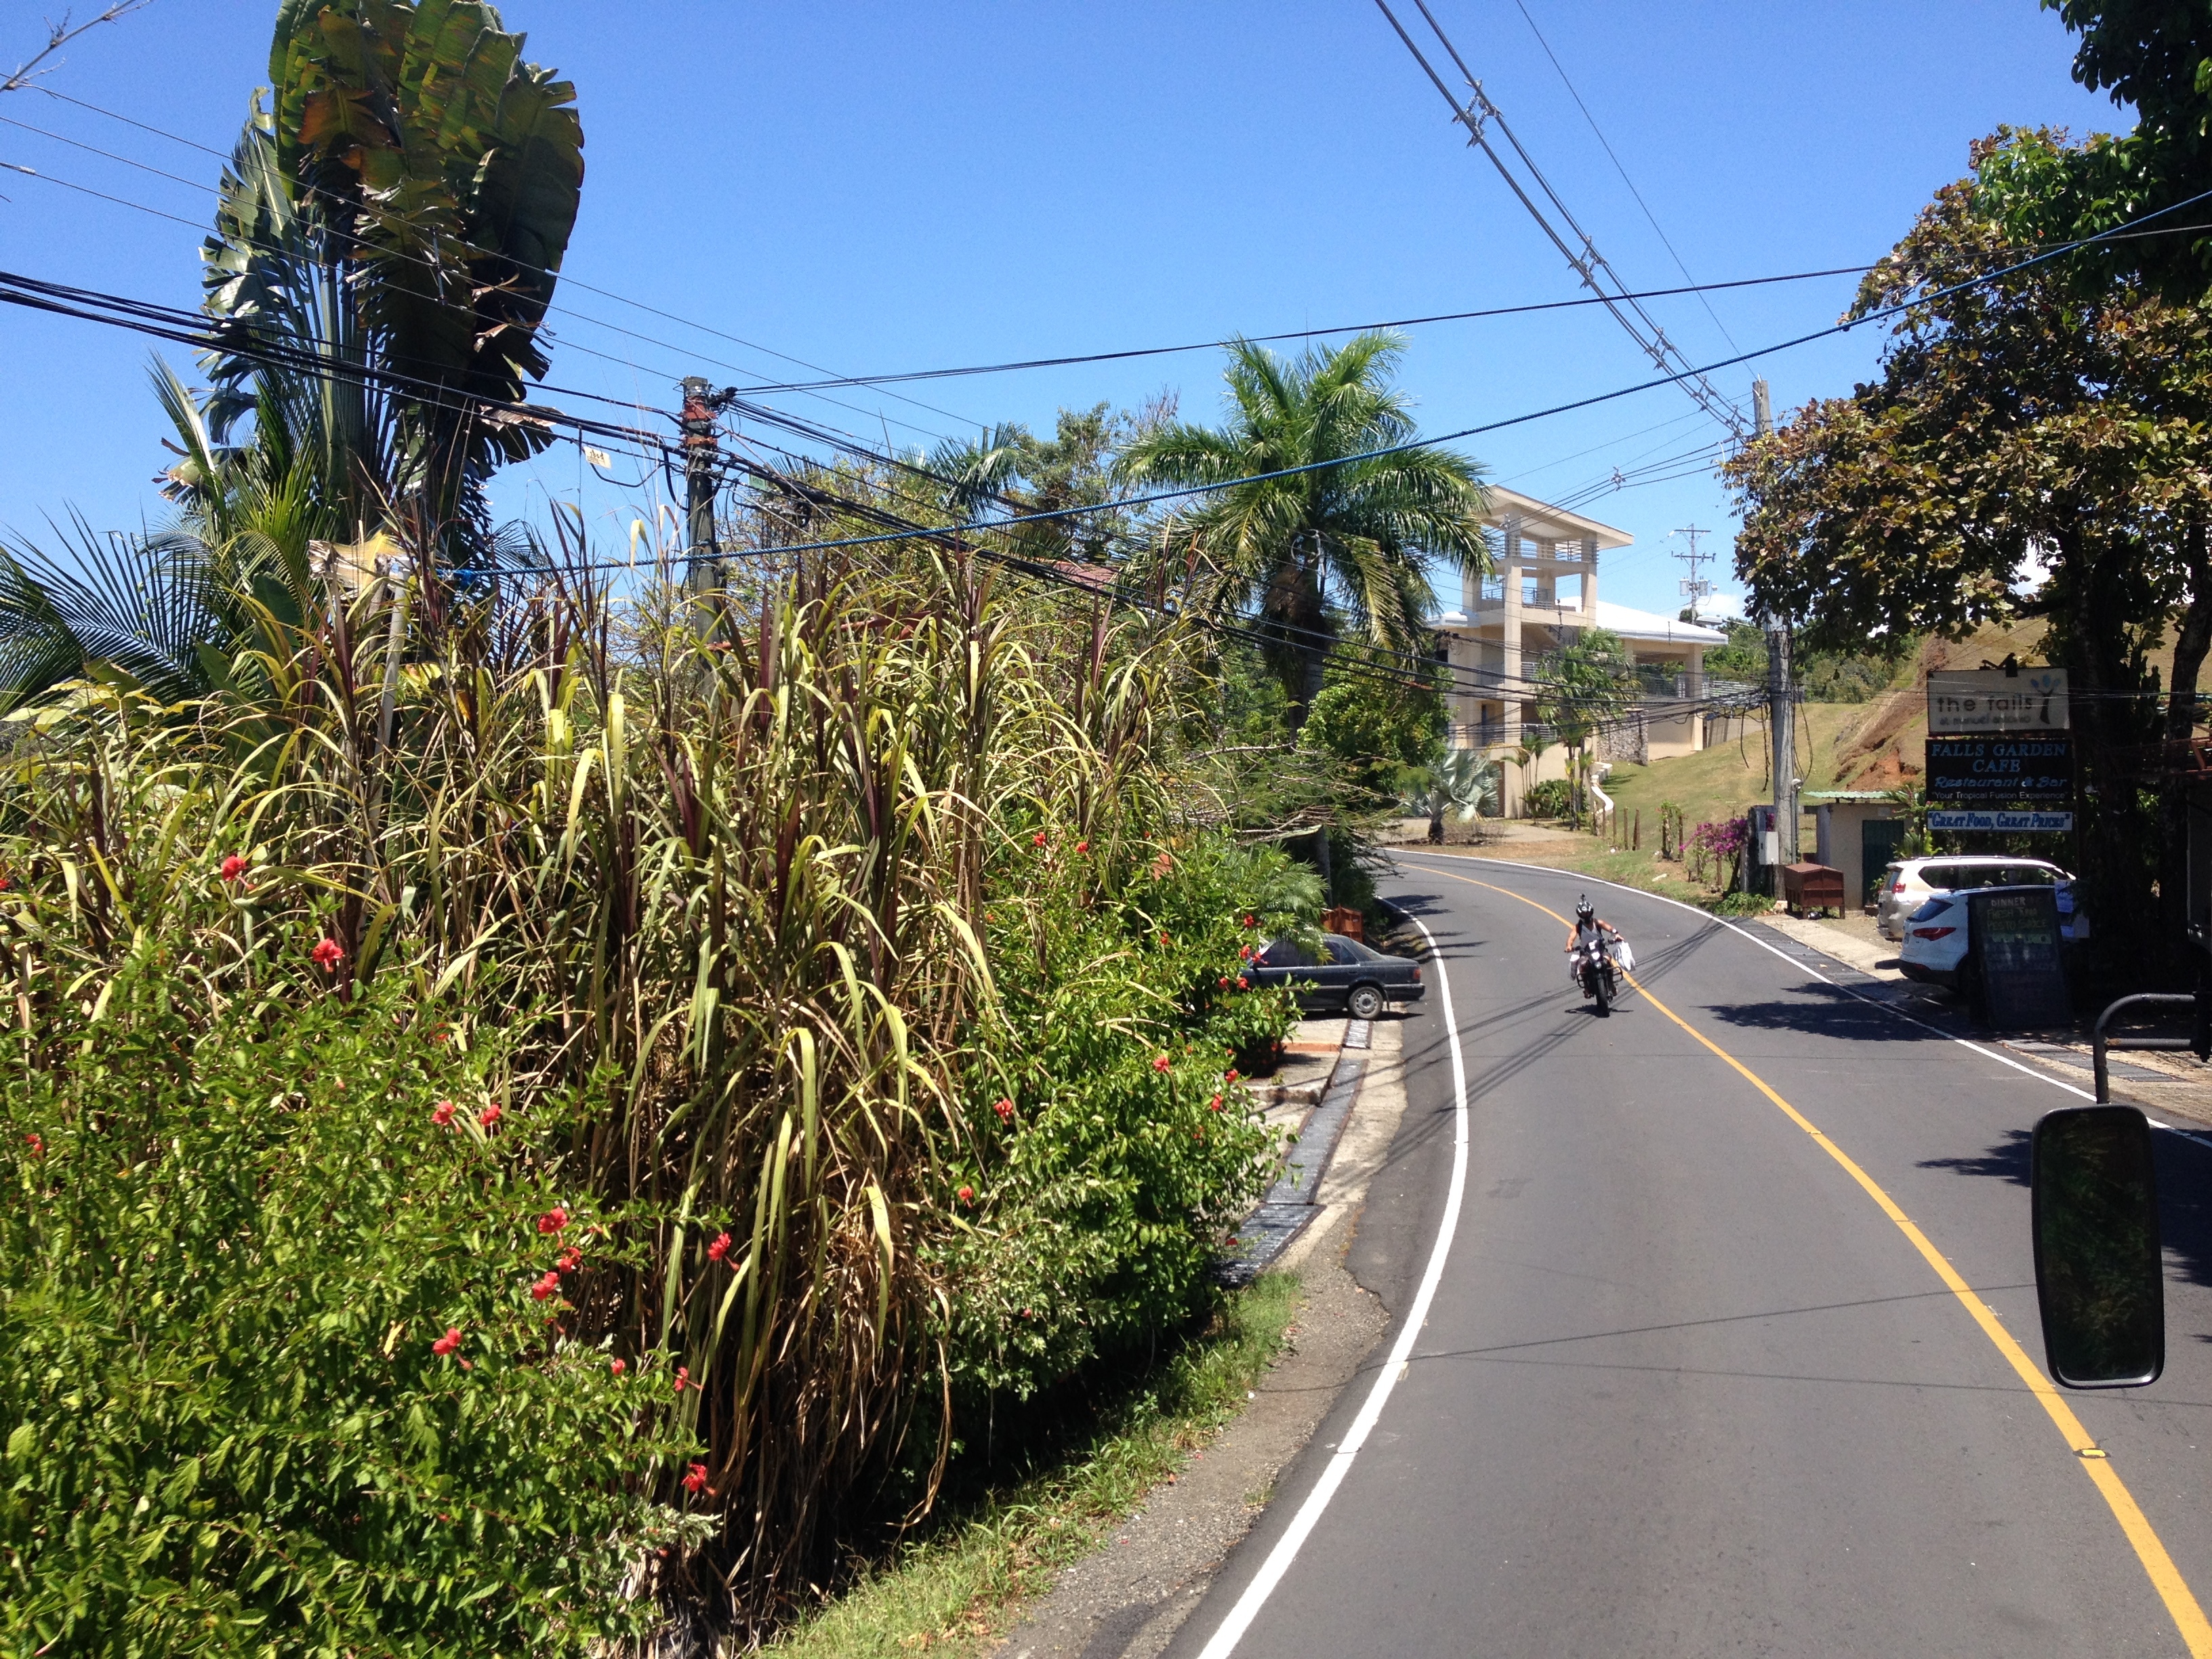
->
{"left": 0, "top": 1, "right": 581, "bottom": 714}
{"left": 203, "top": 0, "right": 584, "bottom": 576}
{"left": 1118, "top": 333, "right": 1490, "bottom": 730}
{"left": 1534, "top": 628, "right": 1637, "bottom": 827}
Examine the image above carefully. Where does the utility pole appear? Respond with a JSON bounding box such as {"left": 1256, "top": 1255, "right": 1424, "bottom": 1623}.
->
{"left": 1673, "top": 526, "right": 1714, "bottom": 623}
{"left": 1754, "top": 377, "right": 1799, "bottom": 874}
{"left": 680, "top": 376, "right": 731, "bottom": 590}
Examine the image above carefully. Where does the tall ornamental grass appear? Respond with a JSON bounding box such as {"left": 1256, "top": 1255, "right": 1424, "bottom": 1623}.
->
{"left": 0, "top": 542, "right": 1300, "bottom": 1642}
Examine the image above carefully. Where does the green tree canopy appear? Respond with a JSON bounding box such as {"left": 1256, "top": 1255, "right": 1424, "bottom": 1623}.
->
{"left": 1975, "top": 4, "right": 2212, "bottom": 300}
{"left": 1725, "top": 142, "right": 2212, "bottom": 968}
{"left": 926, "top": 401, "right": 1163, "bottom": 565}
{"left": 1117, "top": 333, "right": 1490, "bottom": 726}
{"left": 1299, "top": 657, "right": 1449, "bottom": 794}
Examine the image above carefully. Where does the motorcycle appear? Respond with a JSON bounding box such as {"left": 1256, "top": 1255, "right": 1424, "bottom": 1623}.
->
{"left": 1570, "top": 934, "right": 1631, "bottom": 1015}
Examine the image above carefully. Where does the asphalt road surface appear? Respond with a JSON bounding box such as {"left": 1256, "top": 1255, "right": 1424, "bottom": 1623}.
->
{"left": 1167, "top": 852, "right": 2212, "bottom": 1658}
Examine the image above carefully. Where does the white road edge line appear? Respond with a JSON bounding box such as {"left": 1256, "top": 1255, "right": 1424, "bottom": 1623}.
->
{"left": 1191, "top": 910, "right": 1472, "bottom": 1659}
{"left": 1395, "top": 848, "right": 2105, "bottom": 1107}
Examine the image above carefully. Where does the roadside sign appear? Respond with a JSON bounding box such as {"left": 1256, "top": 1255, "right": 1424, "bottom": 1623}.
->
{"left": 1926, "top": 735, "right": 2072, "bottom": 806}
{"left": 1927, "top": 810, "right": 2074, "bottom": 832}
{"left": 1967, "top": 886, "right": 2071, "bottom": 1028}
{"left": 1928, "top": 668, "right": 2070, "bottom": 733}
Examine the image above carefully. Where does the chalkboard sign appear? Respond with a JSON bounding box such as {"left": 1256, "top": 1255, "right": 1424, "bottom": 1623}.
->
{"left": 1926, "top": 735, "right": 2074, "bottom": 806}
{"left": 1968, "top": 887, "right": 2072, "bottom": 1029}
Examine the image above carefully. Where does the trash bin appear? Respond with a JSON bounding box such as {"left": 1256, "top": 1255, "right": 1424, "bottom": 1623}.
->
{"left": 1781, "top": 862, "right": 1845, "bottom": 918}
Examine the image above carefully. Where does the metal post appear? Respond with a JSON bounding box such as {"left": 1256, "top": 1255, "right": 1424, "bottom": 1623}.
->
{"left": 1752, "top": 377, "right": 1797, "bottom": 882}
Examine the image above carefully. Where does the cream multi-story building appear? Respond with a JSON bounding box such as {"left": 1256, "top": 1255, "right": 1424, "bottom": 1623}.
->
{"left": 1431, "top": 487, "right": 1730, "bottom": 815}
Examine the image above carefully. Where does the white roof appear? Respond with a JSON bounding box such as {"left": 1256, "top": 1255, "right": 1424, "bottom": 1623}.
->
{"left": 1593, "top": 599, "right": 1726, "bottom": 646}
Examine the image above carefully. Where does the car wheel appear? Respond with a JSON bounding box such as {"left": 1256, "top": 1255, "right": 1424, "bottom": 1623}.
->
{"left": 1348, "top": 984, "right": 1385, "bottom": 1021}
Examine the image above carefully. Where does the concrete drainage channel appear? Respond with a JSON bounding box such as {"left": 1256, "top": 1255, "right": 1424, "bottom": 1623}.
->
{"left": 1217, "top": 1022, "right": 1369, "bottom": 1288}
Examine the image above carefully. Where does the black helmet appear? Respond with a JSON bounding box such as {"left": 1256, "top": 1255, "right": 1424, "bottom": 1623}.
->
{"left": 1575, "top": 895, "right": 1595, "bottom": 922}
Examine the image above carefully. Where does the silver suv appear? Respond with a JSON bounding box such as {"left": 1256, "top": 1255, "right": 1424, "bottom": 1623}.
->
{"left": 1875, "top": 855, "right": 2078, "bottom": 942}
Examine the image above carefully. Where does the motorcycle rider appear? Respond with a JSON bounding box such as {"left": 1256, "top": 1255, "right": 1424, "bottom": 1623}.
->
{"left": 1563, "top": 896, "right": 1621, "bottom": 996}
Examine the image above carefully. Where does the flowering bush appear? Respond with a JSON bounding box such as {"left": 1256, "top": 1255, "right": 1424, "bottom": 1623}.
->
{"left": 939, "top": 838, "right": 1303, "bottom": 1401}
{"left": 1687, "top": 816, "right": 1750, "bottom": 890}
{"left": 0, "top": 968, "right": 703, "bottom": 1654}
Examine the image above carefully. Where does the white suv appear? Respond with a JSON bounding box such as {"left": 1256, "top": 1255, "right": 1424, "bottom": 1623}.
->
{"left": 1875, "top": 855, "right": 2078, "bottom": 942}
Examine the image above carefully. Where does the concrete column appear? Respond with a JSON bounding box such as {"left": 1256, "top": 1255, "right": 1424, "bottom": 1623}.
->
{"left": 1450, "top": 632, "right": 1478, "bottom": 740}
{"left": 1501, "top": 512, "right": 1523, "bottom": 750}
{"left": 1582, "top": 533, "right": 1599, "bottom": 619}
{"left": 1534, "top": 538, "right": 1556, "bottom": 607}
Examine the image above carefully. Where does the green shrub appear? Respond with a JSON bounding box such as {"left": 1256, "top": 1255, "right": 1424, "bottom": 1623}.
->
{"left": 1524, "top": 778, "right": 1573, "bottom": 819}
{"left": 0, "top": 966, "right": 702, "bottom": 1655}
{"left": 939, "top": 839, "right": 1297, "bottom": 1401}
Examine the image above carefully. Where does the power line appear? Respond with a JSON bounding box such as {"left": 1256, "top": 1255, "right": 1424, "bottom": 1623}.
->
{"left": 14, "top": 176, "right": 2212, "bottom": 591}
{"left": 603, "top": 181, "right": 2212, "bottom": 565}
{"left": 2, "top": 102, "right": 1875, "bottom": 413}
{"left": 21, "top": 83, "right": 988, "bottom": 442}
{"left": 1504, "top": 0, "right": 1743, "bottom": 356}
{"left": 1375, "top": 0, "right": 1747, "bottom": 437}
{"left": 711, "top": 267, "right": 1874, "bottom": 395}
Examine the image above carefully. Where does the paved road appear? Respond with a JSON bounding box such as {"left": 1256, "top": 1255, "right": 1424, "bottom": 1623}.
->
{"left": 1168, "top": 853, "right": 2212, "bottom": 1658}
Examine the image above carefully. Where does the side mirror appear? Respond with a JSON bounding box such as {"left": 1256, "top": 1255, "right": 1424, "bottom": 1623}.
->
{"left": 2032, "top": 1105, "right": 2163, "bottom": 1389}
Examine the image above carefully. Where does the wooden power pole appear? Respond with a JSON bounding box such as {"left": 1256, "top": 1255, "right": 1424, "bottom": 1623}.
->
{"left": 680, "top": 376, "right": 731, "bottom": 590}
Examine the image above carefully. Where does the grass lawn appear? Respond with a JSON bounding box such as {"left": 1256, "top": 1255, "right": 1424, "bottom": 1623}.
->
{"left": 766, "top": 1272, "right": 1300, "bottom": 1658}
{"left": 1597, "top": 701, "right": 1879, "bottom": 848}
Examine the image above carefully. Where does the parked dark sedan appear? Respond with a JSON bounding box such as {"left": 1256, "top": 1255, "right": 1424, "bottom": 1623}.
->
{"left": 1246, "top": 935, "right": 1425, "bottom": 1019}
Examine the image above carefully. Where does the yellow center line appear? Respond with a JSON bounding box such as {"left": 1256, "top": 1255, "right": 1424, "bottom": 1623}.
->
{"left": 1433, "top": 866, "right": 2212, "bottom": 1656}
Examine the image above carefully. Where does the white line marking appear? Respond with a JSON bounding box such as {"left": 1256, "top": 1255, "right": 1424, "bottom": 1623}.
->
{"left": 1191, "top": 910, "right": 1471, "bottom": 1659}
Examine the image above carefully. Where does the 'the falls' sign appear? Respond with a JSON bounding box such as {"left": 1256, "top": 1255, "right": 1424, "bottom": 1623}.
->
{"left": 1927, "top": 669, "right": 2070, "bottom": 733}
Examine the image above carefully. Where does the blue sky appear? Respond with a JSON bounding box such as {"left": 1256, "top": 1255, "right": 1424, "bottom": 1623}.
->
{"left": 0, "top": 1, "right": 2120, "bottom": 619}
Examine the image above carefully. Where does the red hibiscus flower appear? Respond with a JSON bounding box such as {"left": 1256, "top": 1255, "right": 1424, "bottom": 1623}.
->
{"left": 529, "top": 1271, "right": 561, "bottom": 1302}
{"left": 431, "top": 1099, "right": 456, "bottom": 1127}
{"left": 219, "top": 853, "right": 247, "bottom": 882}
{"left": 1237, "top": 977, "right": 1250, "bottom": 989}
{"left": 957, "top": 1185, "right": 975, "bottom": 1204}
{"left": 1223, "top": 1068, "right": 1240, "bottom": 1084}
{"left": 994, "top": 1097, "right": 1015, "bottom": 1124}
{"left": 706, "top": 1231, "right": 732, "bottom": 1263}
{"left": 682, "top": 1461, "right": 710, "bottom": 1494}
{"left": 1242, "top": 914, "right": 1256, "bottom": 928}
{"left": 310, "top": 937, "right": 344, "bottom": 970}
{"left": 611, "top": 1357, "right": 627, "bottom": 1376}
{"left": 23, "top": 1132, "right": 43, "bottom": 1156}
{"left": 1218, "top": 976, "right": 1231, "bottom": 989}
{"left": 1209, "top": 1094, "right": 1223, "bottom": 1111}
{"left": 674, "top": 1366, "right": 690, "bottom": 1393}
{"left": 478, "top": 1104, "right": 501, "bottom": 1128}
{"left": 432, "top": 1327, "right": 463, "bottom": 1357}
{"left": 1075, "top": 840, "right": 1090, "bottom": 854}
{"left": 537, "top": 1206, "right": 569, "bottom": 1235}
{"left": 1151, "top": 1054, "right": 1171, "bottom": 1073}
{"left": 1031, "top": 831, "right": 1048, "bottom": 848}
